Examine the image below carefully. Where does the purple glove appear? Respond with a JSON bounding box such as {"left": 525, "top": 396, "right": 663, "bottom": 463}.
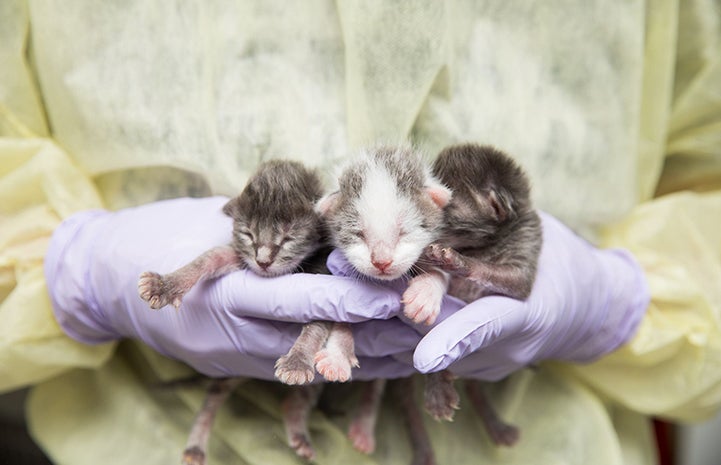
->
{"left": 328, "top": 212, "right": 650, "bottom": 381}
{"left": 45, "top": 197, "right": 419, "bottom": 380}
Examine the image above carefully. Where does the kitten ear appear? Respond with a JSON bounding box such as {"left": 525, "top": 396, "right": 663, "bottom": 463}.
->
{"left": 424, "top": 180, "right": 453, "bottom": 209}
{"left": 471, "top": 189, "right": 515, "bottom": 223}
{"left": 222, "top": 197, "right": 243, "bottom": 218}
{"left": 315, "top": 191, "right": 340, "bottom": 217}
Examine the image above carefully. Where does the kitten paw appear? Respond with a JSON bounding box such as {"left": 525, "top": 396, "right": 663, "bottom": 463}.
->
{"left": 181, "top": 446, "right": 206, "bottom": 465}
{"left": 288, "top": 432, "right": 316, "bottom": 461}
{"left": 275, "top": 352, "right": 316, "bottom": 385}
{"left": 486, "top": 421, "right": 520, "bottom": 447}
{"left": 402, "top": 274, "right": 445, "bottom": 326}
{"left": 425, "top": 244, "right": 466, "bottom": 273}
{"left": 425, "top": 375, "right": 460, "bottom": 422}
{"left": 314, "top": 349, "right": 358, "bottom": 383}
{"left": 137, "top": 271, "right": 183, "bottom": 309}
{"left": 348, "top": 421, "right": 376, "bottom": 454}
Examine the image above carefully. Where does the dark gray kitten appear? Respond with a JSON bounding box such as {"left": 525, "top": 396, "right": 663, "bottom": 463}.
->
{"left": 138, "top": 160, "right": 328, "bottom": 309}
{"left": 221, "top": 159, "right": 329, "bottom": 278}
{"left": 138, "top": 160, "right": 351, "bottom": 463}
{"left": 423, "top": 143, "right": 544, "bottom": 447}
{"left": 428, "top": 143, "right": 542, "bottom": 300}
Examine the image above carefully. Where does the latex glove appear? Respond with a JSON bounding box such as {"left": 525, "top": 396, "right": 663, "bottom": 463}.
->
{"left": 45, "top": 197, "right": 420, "bottom": 380}
{"left": 327, "top": 212, "right": 650, "bottom": 381}
{"left": 415, "top": 212, "right": 650, "bottom": 380}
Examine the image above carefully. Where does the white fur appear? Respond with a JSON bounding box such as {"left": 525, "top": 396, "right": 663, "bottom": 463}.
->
{"left": 256, "top": 245, "right": 272, "bottom": 263}
{"left": 344, "top": 156, "right": 438, "bottom": 280}
{"left": 402, "top": 271, "right": 450, "bottom": 325}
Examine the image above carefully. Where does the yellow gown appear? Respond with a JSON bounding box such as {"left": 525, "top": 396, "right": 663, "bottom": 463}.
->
{"left": 2, "top": 1, "right": 721, "bottom": 463}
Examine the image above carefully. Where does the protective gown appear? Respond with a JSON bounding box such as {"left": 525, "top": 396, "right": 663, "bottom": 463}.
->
{"left": 2, "top": 1, "right": 721, "bottom": 464}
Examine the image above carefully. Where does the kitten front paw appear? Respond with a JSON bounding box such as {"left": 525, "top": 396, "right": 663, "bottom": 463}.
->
{"left": 275, "top": 352, "right": 316, "bottom": 385}
{"left": 137, "top": 271, "right": 183, "bottom": 309}
{"left": 402, "top": 274, "right": 446, "bottom": 325}
{"left": 314, "top": 349, "right": 358, "bottom": 383}
{"left": 425, "top": 244, "right": 466, "bottom": 273}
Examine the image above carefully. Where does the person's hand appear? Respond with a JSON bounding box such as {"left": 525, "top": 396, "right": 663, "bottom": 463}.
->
{"left": 327, "top": 212, "right": 650, "bottom": 381}
{"left": 414, "top": 212, "right": 650, "bottom": 380}
{"left": 45, "top": 197, "right": 420, "bottom": 380}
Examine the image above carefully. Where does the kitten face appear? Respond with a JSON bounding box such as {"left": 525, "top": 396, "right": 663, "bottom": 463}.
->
{"left": 437, "top": 199, "right": 502, "bottom": 251}
{"left": 318, "top": 146, "right": 451, "bottom": 280}
{"left": 433, "top": 143, "right": 533, "bottom": 252}
{"left": 231, "top": 214, "right": 321, "bottom": 277}
{"left": 223, "top": 160, "right": 325, "bottom": 277}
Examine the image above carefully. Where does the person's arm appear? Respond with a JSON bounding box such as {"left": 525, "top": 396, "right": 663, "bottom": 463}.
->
{"left": 572, "top": 191, "right": 721, "bottom": 422}
{"left": 0, "top": 139, "right": 112, "bottom": 393}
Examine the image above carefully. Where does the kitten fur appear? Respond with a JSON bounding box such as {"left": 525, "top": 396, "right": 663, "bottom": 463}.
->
{"left": 422, "top": 143, "right": 542, "bottom": 446}
{"left": 223, "top": 159, "right": 329, "bottom": 277}
{"left": 317, "top": 145, "right": 452, "bottom": 281}
{"left": 138, "top": 160, "right": 349, "bottom": 463}
{"left": 429, "top": 143, "right": 542, "bottom": 300}
{"left": 317, "top": 145, "right": 455, "bottom": 458}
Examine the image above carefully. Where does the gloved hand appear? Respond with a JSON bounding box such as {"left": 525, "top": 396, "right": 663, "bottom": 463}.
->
{"left": 327, "top": 211, "right": 650, "bottom": 381}
{"left": 45, "top": 197, "right": 420, "bottom": 380}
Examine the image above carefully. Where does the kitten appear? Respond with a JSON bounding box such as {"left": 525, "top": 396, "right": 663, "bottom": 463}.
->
{"left": 422, "top": 143, "right": 543, "bottom": 446}
{"left": 138, "top": 160, "right": 354, "bottom": 463}
{"left": 316, "top": 145, "right": 454, "bottom": 457}
{"left": 427, "top": 143, "right": 542, "bottom": 301}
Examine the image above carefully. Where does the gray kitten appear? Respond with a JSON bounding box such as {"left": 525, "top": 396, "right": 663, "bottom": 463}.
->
{"left": 423, "top": 143, "right": 544, "bottom": 446}
{"left": 428, "top": 143, "right": 542, "bottom": 301}
{"left": 138, "top": 160, "right": 353, "bottom": 463}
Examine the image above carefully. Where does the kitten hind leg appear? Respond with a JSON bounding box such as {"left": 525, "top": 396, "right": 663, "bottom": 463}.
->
{"left": 423, "top": 370, "right": 460, "bottom": 422}
{"left": 465, "top": 380, "right": 520, "bottom": 447}
{"left": 275, "top": 321, "right": 332, "bottom": 385}
{"left": 314, "top": 322, "right": 359, "bottom": 382}
{"left": 348, "top": 379, "right": 387, "bottom": 454}
{"left": 392, "top": 377, "right": 436, "bottom": 465}
{"left": 139, "top": 245, "right": 242, "bottom": 309}
{"left": 282, "top": 384, "right": 324, "bottom": 460}
{"left": 182, "top": 377, "right": 245, "bottom": 465}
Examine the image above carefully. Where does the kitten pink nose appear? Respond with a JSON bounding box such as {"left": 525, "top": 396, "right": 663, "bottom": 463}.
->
{"left": 371, "top": 258, "right": 392, "bottom": 272}
{"left": 256, "top": 246, "right": 273, "bottom": 270}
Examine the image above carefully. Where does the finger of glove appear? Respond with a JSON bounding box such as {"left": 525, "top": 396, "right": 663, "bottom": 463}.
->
{"left": 211, "top": 271, "right": 403, "bottom": 323}
{"left": 434, "top": 349, "right": 521, "bottom": 381}
{"left": 326, "top": 248, "right": 356, "bottom": 277}
{"left": 351, "top": 319, "right": 423, "bottom": 357}
{"left": 222, "top": 317, "right": 420, "bottom": 359}
{"left": 413, "top": 296, "right": 528, "bottom": 373}
{"left": 124, "top": 306, "right": 299, "bottom": 362}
